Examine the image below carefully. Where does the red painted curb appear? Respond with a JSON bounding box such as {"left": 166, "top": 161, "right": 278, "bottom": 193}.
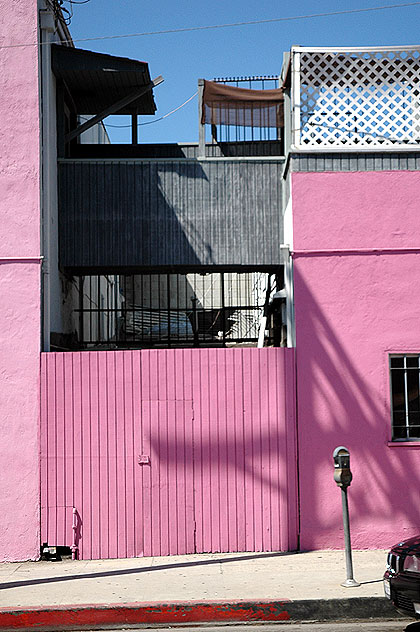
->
{"left": 0, "top": 600, "right": 292, "bottom": 630}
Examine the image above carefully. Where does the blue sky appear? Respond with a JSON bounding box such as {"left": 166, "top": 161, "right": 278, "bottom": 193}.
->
{"left": 65, "top": 0, "right": 420, "bottom": 144}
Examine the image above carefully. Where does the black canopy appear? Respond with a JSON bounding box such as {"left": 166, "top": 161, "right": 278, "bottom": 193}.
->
{"left": 52, "top": 45, "right": 156, "bottom": 115}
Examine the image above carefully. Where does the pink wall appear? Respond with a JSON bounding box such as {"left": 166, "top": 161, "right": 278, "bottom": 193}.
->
{"left": 292, "top": 171, "right": 420, "bottom": 550}
{"left": 41, "top": 349, "right": 297, "bottom": 559}
{"left": 0, "top": 3, "right": 41, "bottom": 560}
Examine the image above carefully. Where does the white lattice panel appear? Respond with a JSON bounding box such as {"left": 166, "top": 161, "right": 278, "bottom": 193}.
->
{"left": 297, "top": 48, "right": 420, "bottom": 148}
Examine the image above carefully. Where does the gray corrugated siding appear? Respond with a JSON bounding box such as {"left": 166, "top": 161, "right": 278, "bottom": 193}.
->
{"left": 291, "top": 152, "right": 420, "bottom": 172}
{"left": 59, "top": 159, "right": 284, "bottom": 269}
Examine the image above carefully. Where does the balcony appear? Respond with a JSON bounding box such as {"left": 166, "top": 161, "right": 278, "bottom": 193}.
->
{"left": 57, "top": 72, "right": 285, "bottom": 272}
{"left": 52, "top": 51, "right": 288, "bottom": 350}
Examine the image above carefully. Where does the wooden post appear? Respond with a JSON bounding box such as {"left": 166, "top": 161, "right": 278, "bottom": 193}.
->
{"left": 211, "top": 124, "right": 217, "bottom": 144}
{"left": 131, "top": 114, "right": 138, "bottom": 144}
{"left": 65, "top": 76, "right": 163, "bottom": 143}
{"left": 198, "top": 79, "right": 205, "bottom": 158}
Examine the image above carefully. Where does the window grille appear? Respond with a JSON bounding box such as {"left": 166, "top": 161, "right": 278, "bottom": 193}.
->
{"left": 295, "top": 48, "right": 420, "bottom": 148}
{"left": 390, "top": 355, "right": 420, "bottom": 441}
{"left": 72, "top": 270, "right": 283, "bottom": 349}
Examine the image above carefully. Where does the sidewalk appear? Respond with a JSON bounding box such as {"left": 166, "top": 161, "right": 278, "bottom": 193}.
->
{"left": 0, "top": 550, "right": 403, "bottom": 630}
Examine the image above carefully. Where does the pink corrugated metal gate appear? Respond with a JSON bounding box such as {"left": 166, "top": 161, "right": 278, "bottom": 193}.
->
{"left": 41, "top": 348, "right": 297, "bottom": 559}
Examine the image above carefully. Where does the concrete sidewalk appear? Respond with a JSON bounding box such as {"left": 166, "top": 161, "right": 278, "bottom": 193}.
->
{"left": 0, "top": 550, "right": 403, "bottom": 629}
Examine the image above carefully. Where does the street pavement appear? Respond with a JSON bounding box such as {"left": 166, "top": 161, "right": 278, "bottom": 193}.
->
{"left": 0, "top": 549, "right": 405, "bottom": 629}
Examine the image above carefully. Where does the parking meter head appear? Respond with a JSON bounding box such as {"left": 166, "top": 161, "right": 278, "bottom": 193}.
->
{"left": 333, "top": 446, "right": 353, "bottom": 488}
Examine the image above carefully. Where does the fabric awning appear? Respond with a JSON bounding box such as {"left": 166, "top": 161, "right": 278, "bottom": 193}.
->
{"left": 52, "top": 45, "right": 156, "bottom": 115}
{"left": 202, "top": 80, "right": 284, "bottom": 128}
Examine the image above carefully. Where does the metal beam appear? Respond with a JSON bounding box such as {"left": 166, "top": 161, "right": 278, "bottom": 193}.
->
{"left": 65, "top": 75, "right": 164, "bottom": 143}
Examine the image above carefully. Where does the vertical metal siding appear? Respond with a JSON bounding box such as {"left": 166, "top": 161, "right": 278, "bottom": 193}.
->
{"left": 291, "top": 152, "right": 420, "bottom": 172}
{"left": 41, "top": 348, "right": 297, "bottom": 559}
{"left": 59, "top": 159, "right": 284, "bottom": 268}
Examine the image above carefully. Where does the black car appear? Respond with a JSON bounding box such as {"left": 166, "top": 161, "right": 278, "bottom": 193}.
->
{"left": 384, "top": 535, "right": 420, "bottom": 619}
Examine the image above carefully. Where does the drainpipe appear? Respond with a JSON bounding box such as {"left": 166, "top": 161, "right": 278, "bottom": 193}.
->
{"left": 71, "top": 507, "right": 78, "bottom": 560}
{"left": 257, "top": 316, "right": 267, "bottom": 348}
{"left": 282, "top": 245, "right": 295, "bottom": 348}
{"left": 39, "top": 10, "right": 55, "bottom": 351}
{"left": 257, "top": 273, "right": 274, "bottom": 348}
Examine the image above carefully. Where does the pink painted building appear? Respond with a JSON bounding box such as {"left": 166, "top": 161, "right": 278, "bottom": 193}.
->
{"left": 284, "top": 46, "right": 420, "bottom": 550}
{"left": 0, "top": 0, "right": 42, "bottom": 561}
{"left": 1, "top": 3, "right": 420, "bottom": 561}
{"left": 292, "top": 171, "right": 420, "bottom": 549}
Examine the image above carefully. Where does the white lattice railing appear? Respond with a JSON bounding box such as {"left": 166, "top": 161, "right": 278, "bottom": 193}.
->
{"left": 291, "top": 46, "right": 420, "bottom": 150}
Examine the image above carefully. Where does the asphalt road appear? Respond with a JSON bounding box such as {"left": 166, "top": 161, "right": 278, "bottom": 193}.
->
{"left": 71, "top": 622, "right": 418, "bottom": 632}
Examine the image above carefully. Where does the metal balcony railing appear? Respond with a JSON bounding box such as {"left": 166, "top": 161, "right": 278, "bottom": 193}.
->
{"left": 71, "top": 270, "right": 283, "bottom": 349}
{"left": 208, "top": 75, "right": 281, "bottom": 143}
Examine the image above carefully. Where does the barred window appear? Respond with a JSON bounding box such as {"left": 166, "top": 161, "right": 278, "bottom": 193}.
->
{"left": 390, "top": 355, "right": 420, "bottom": 441}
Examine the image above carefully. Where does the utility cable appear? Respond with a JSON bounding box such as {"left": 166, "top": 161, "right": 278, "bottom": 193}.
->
{"left": 102, "top": 91, "right": 198, "bottom": 128}
{"left": 2, "top": 2, "right": 420, "bottom": 49}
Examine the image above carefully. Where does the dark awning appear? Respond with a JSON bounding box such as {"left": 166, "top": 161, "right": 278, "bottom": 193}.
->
{"left": 202, "top": 80, "right": 284, "bottom": 128}
{"left": 51, "top": 45, "right": 157, "bottom": 115}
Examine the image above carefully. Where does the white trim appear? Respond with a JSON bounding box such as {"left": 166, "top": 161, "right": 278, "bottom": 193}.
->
{"left": 291, "top": 50, "right": 301, "bottom": 149}
{"left": 291, "top": 44, "right": 420, "bottom": 53}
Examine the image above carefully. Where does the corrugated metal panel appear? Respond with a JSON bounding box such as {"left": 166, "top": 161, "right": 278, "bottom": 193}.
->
{"left": 41, "top": 348, "right": 297, "bottom": 559}
{"left": 59, "top": 159, "right": 284, "bottom": 269}
{"left": 291, "top": 152, "right": 420, "bottom": 172}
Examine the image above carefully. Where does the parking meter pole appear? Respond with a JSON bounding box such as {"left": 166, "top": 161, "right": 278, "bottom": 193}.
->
{"left": 341, "top": 487, "right": 360, "bottom": 588}
{"left": 333, "top": 446, "right": 360, "bottom": 588}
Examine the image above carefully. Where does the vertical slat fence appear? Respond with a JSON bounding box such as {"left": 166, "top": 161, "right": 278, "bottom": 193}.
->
{"left": 41, "top": 348, "right": 296, "bottom": 559}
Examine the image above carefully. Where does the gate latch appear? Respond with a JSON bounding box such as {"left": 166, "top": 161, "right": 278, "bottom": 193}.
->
{"left": 138, "top": 455, "right": 151, "bottom": 465}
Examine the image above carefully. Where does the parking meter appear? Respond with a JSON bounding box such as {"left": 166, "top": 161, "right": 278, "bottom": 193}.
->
{"left": 333, "top": 446, "right": 352, "bottom": 489}
{"left": 333, "top": 446, "right": 359, "bottom": 587}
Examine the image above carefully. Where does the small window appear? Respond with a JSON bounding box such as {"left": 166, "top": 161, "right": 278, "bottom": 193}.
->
{"left": 390, "top": 355, "right": 420, "bottom": 441}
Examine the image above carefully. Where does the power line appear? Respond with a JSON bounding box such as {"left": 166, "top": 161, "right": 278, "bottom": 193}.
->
{"left": 103, "top": 91, "right": 198, "bottom": 128}
{"left": 2, "top": 2, "right": 420, "bottom": 49}
{"left": 79, "top": 91, "right": 197, "bottom": 129}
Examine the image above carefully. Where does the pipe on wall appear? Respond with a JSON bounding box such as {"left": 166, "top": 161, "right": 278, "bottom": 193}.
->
{"left": 39, "top": 9, "right": 55, "bottom": 352}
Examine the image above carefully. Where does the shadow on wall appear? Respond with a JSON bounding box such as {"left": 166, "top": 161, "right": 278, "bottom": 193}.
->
{"left": 144, "top": 348, "right": 297, "bottom": 553}
{"left": 157, "top": 162, "right": 215, "bottom": 266}
{"left": 293, "top": 259, "right": 420, "bottom": 549}
{"left": 59, "top": 161, "right": 209, "bottom": 268}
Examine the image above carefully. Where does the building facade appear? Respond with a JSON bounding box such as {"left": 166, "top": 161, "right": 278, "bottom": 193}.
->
{"left": 285, "top": 46, "right": 420, "bottom": 549}
{"left": 1, "top": 2, "right": 420, "bottom": 561}
{"left": 0, "top": 0, "right": 42, "bottom": 561}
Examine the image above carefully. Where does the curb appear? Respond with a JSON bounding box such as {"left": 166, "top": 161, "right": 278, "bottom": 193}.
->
{"left": 0, "top": 597, "right": 403, "bottom": 630}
